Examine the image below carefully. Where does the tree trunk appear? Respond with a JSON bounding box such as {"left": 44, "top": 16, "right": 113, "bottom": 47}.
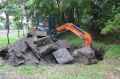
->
{"left": 26, "top": 15, "right": 29, "bottom": 33}
{"left": 27, "top": 27, "right": 29, "bottom": 33}
{"left": 23, "top": 29, "right": 25, "bottom": 36}
{"left": 56, "top": 0, "right": 61, "bottom": 25}
{"left": 6, "top": 13, "right": 10, "bottom": 45}
{"left": 20, "top": 16, "right": 24, "bottom": 36}
{"left": 18, "top": 29, "right": 20, "bottom": 37}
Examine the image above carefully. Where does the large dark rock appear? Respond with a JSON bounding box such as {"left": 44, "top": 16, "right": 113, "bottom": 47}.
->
{"left": 38, "top": 44, "right": 58, "bottom": 55}
{"left": 23, "top": 50, "right": 40, "bottom": 65}
{"left": 6, "top": 37, "right": 28, "bottom": 66}
{"left": 8, "top": 37, "right": 28, "bottom": 53}
{"left": 6, "top": 52, "right": 25, "bottom": 66}
{"left": 72, "top": 47, "right": 98, "bottom": 64}
{"left": 53, "top": 48, "right": 73, "bottom": 64}
{"left": 35, "top": 36, "right": 54, "bottom": 47}
{"left": 5, "top": 37, "right": 41, "bottom": 66}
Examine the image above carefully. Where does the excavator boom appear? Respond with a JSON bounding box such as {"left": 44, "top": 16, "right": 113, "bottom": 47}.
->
{"left": 56, "top": 23, "right": 92, "bottom": 47}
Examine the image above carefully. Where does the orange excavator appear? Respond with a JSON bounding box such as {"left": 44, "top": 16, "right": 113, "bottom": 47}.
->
{"left": 38, "top": 16, "right": 104, "bottom": 60}
{"left": 56, "top": 23, "right": 92, "bottom": 47}
{"left": 39, "top": 16, "right": 92, "bottom": 47}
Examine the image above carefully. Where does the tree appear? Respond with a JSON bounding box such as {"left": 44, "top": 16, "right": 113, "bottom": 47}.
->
{"left": 101, "top": 1, "right": 120, "bottom": 34}
{"left": 12, "top": 0, "right": 29, "bottom": 37}
{"left": 88, "top": 0, "right": 120, "bottom": 40}
{"left": 0, "top": 0, "right": 13, "bottom": 44}
{"left": 1, "top": 0, "right": 120, "bottom": 42}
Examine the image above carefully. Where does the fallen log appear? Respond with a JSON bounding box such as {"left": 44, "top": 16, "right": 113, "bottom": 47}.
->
{"left": 25, "top": 38, "right": 41, "bottom": 60}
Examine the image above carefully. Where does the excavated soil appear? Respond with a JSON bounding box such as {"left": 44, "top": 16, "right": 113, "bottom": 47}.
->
{"left": 0, "top": 29, "right": 103, "bottom": 66}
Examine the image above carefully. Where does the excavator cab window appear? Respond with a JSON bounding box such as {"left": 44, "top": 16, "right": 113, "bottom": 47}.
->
{"left": 39, "top": 16, "right": 56, "bottom": 32}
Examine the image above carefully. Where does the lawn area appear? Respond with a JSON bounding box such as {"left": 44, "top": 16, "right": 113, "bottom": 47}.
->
{"left": 0, "top": 34, "right": 120, "bottom": 79}
{"left": 0, "top": 35, "right": 19, "bottom": 48}
{"left": 0, "top": 58, "right": 119, "bottom": 79}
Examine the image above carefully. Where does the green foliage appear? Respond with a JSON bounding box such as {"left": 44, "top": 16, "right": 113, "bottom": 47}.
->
{"left": 13, "top": 12, "right": 23, "bottom": 29}
{"left": 101, "top": 13, "right": 120, "bottom": 34}
{"left": 0, "top": 0, "right": 18, "bottom": 29}
{"left": 60, "top": 0, "right": 92, "bottom": 25}
{"left": 0, "top": 0, "right": 119, "bottom": 40}
{"left": 0, "top": 16, "right": 5, "bottom": 21}
{"left": 0, "top": 0, "right": 120, "bottom": 41}
{"left": 103, "top": 2, "right": 120, "bottom": 34}
{"left": 0, "top": 16, "right": 5, "bottom": 27}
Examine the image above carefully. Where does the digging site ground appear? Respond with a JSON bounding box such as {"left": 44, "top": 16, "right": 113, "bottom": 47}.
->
{"left": 0, "top": 29, "right": 119, "bottom": 79}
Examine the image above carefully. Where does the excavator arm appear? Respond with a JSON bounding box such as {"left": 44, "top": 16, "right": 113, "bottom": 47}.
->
{"left": 56, "top": 23, "right": 92, "bottom": 47}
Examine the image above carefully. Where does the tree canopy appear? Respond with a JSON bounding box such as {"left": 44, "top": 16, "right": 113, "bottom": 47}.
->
{"left": 0, "top": 0, "right": 120, "bottom": 40}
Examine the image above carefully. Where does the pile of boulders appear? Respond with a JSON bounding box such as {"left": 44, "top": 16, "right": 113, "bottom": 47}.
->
{"left": 0, "top": 29, "right": 98, "bottom": 66}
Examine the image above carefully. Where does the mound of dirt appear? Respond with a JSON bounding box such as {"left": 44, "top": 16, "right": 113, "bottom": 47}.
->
{"left": 0, "top": 29, "right": 100, "bottom": 66}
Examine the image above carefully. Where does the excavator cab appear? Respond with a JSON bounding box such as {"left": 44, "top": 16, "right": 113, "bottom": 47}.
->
{"left": 39, "top": 16, "right": 56, "bottom": 32}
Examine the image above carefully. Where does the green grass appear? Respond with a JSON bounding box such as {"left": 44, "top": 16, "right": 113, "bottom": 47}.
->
{"left": 0, "top": 35, "right": 19, "bottom": 47}
{"left": 13, "top": 65, "right": 46, "bottom": 74}
{"left": 105, "top": 44, "right": 120, "bottom": 58}
{"left": 0, "top": 60, "right": 119, "bottom": 79}
{"left": 59, "top": 32, "right": 84, "bottom": 45}
{"left": 59, "top": 32, "right": 105, "bottom": 47}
